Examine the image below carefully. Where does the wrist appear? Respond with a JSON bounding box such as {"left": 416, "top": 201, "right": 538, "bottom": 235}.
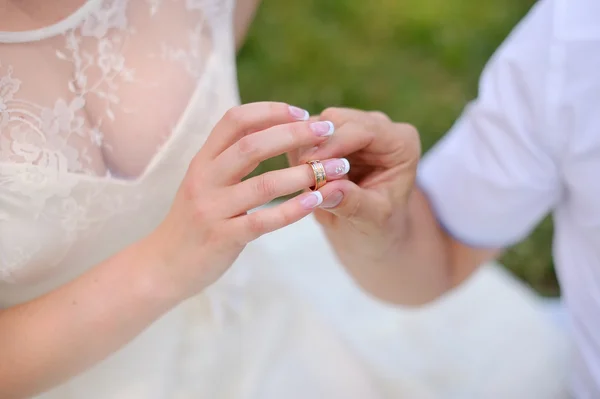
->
{"left": 388, "top": 203, "right": 411, "bottom": 246}
{"left": 127, "top": 235, "right": 185, "bottom": 311}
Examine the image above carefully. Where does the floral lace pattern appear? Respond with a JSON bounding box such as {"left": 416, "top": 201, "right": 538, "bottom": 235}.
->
{"left": 0, "top": 0, "right": 235, "bottom": 284}
{"left": 0, "top": 0, "right": 220, "bottom": 177}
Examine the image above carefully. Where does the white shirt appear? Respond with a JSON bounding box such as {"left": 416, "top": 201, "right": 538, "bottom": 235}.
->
{"left": 417, "top": 0, "right": 600, "bottom": 397}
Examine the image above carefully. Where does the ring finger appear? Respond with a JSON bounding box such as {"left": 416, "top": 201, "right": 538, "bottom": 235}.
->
{"left": 221, "top": 157, "right": 351, "bottom": 217}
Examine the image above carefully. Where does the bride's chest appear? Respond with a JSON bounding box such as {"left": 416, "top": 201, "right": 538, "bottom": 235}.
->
{"left": 0, "top": 0, "right": 240, "bottom": 295}
{"left": 0, "top": 0, "right": 220, "bottom": 179}
{"left": 0, "top": 66, "right": 236, "bottom": 292}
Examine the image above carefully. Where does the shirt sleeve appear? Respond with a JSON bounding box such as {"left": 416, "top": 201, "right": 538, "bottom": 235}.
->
{"left": 417, "top": 0, "right": 563, "bottom": 248}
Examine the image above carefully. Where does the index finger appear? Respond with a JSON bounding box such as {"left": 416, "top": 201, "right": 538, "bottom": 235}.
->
{"left": 200, "top": 102, "right": 310, "bottom": 160}
{"left": 300, "top": 111, "right": 416, "bottom": 167}
{"left": 297, "top": 108, "right": 380, "bottom": 162}
{"left": 297, "top": 120, "right": 375, "bottom": 164}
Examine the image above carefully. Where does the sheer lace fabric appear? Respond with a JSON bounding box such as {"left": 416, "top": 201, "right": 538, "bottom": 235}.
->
{"left": 0, "top": 0, "right": 239, "bottom": 285}
{"left": 0, "top": 0, "right": 224, "bottom": 177}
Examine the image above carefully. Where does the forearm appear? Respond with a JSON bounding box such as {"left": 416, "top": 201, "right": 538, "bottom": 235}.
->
{"left": 0, "top": 238, "right": 178, "bottom": 399}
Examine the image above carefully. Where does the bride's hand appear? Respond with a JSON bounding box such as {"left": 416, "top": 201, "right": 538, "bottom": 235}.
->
{"left": 147, "top": 102, "right": 349, "bottom": 300}
{"left": 288, "top": 107, "right": 421, "bottom": 271}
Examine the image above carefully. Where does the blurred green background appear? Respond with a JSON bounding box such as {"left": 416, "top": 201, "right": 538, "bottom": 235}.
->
{"left": 237, "top": 0, "right": 558, "bottom": 296}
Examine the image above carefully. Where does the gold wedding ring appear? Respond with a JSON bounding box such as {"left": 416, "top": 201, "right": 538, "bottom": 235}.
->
{"left": 307, "top": 160, "right": 327, "bottom": 191}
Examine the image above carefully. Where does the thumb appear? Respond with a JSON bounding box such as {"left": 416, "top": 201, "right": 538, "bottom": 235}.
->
{"left": 316, "top": 180, "right": 391, "bottom": 229}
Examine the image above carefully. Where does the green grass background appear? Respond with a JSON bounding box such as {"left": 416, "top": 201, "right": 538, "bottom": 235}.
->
{"left": 237, "top": 0, "right": 558, "bottom": 296}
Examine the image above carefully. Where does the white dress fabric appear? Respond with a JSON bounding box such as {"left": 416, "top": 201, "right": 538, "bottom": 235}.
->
{"left": 0, "top": 1, "right": 569, "bottom": 398}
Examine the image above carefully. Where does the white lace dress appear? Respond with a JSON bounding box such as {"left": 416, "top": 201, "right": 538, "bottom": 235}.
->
{"left": 0, "top": 1, "right": 570, "bottom": 398}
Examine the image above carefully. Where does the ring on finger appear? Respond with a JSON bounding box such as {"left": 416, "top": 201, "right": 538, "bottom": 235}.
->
{"left": 306, "top": 160, "right": 327, "bottom": 191}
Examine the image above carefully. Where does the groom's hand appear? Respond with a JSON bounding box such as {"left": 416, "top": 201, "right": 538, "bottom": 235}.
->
{"left": 288, "top": 107, "right": 421, "bottom": 267}
{"left": 290, "top": 107, "right": 420, "bottom": 230}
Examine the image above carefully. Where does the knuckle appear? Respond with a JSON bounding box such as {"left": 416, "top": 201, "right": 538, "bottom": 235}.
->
{"left": 209, "top": 224, "right": 237, "bottom": 247}
{"left": 187, "top": 157, "right": 211, "bottom": 184}
{"left": 369, "top": 111, "right": 390, "bottom": 121}
{"left": 223, "top": 106, "right": 246, "bottom": 127}
{"left": 344, "top": 121, "right": 374, "bottom": 148}
{"left": 191, "top": 201, "right": 213, "bottom": 224}
{"left": 271, "top": 209, "right": 293, "bottom": 231}
{"left": 399, "top": 123, "right": 422, "bottom": 156}
{"left": 245, "top": 213, "right": 266, "bottom": 236}
{"left": 354, "top": 120, "right": 375, "bottom": 138}
{"left": 320, "top": 107, "right": 344, "bottom": 123}
{"left": 253, "top": 173, "right": 278, "bottom": 198}
{"left": 399, "top": 122, "right": 419, "bottom": 138}
{"left": 390, "top": 123, "right": 422, "bottom": 160}
{"left": 180, "top": 173, "right": 200, "bottom": 202}
{"left": 204, "top": 225, "right": 225, "bottom": 246}
{"left": 236, "top": 136, "right": 260, "bottom": 157}
{"left": 411, "top": 138, "right": 423, "bottom": 159}
{"left": 287, "top": 122, "right": 306, "bottom": 141}
{"left": 279, "top": 207, "right": 296, "bottom": 226}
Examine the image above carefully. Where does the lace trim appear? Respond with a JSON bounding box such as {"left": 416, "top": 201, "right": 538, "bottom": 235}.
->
{"left": 0, "top": 0, "right": 104, "bottom": 44}
{"left": 0, "top": 0, "right": 216, "bottom": 178}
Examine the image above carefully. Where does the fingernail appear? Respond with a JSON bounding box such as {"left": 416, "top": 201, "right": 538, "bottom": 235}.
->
{"left": 323, "top": 158, "right": 350, "bottom": 178}
{"left": 289, "top": 105, "right": 310, "bottom": 121}
{"left": 300, "top": 191, "right": 323, "bottom": 209}
{"left": 310, "top": 121, "right": 335, "bottom": 136}
{"left": 321, "top": 191, "right": 344, "bottom": 209}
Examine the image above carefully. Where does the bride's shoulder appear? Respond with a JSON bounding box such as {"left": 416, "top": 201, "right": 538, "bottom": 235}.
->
{"left": 232, "top": 0, "right": 261, "bottom": 48}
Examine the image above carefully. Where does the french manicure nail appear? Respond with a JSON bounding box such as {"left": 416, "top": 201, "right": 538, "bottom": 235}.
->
{"left": 323, "top": 158, "right": 350, "bottom": 178}
{"left": 310, "top": 121, "right": 335, "bottom": 137}
{"left": 321, "top": 191, "right": 344, "bottom": 209}
{"left": 289, "top": 105, "right": 310, "bottom": 121}
{"left": 300, "top": 191, "right": 323, "bottom": 209}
